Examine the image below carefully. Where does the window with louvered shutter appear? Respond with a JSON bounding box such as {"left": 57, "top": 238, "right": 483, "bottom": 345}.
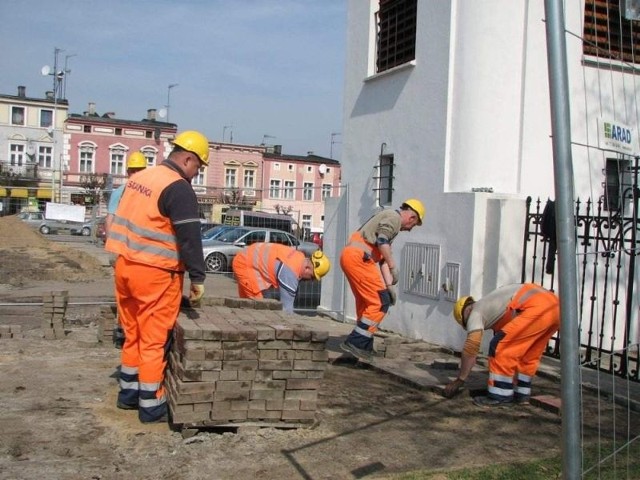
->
{"left": 376, "top": 0, "right": 417, "bottom": 73}
{"left": 583, "top": 0, "right": 640, "bottom": 63}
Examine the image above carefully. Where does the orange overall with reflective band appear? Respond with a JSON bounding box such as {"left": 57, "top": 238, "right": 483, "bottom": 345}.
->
{"left": 232, "top": 243, "right": 306, "bottom": 298}
{"left": 487, "top": 284, "right": 560, "bottom": 401}
{"left": 105, "top": 166, "right": 185, "bottom": 422}
{"left": 340, "top": 231, "right": 388, "bottom": 333}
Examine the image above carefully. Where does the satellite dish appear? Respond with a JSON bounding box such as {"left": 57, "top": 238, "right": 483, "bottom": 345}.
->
{"left": 318, "top": 164, "right": 327, "bottom": 175}
{"left": 47, "top": 126, "right": 54, "bottom": 136}
{"left": 157, "top": 108, "right": 167, "bottom": 119}
{"left": 41, "top": 65, "right": 51, "bottom": 76}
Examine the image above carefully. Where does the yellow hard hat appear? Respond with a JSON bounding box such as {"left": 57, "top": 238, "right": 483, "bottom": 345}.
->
{"left": 402, "top": 198, "right": 425, "bottom": 225}
{"left": 311, "top": 250, "right": 331, "bottom": 280}
{"left": 172, "top": 130, "right": 210, "bottom": 165}
{"left": 453, "top": 296, "right": 474, "bottom": 327}
{"left": 127, "top": 151, "right": 147, "bottom": 169}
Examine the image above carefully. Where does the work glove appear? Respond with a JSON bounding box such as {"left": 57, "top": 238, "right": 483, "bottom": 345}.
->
{"left": 442, "top": 378, "right": 465, "bottom": 399}
{"left": 189, "top": 283, "right": 205, "bottom": 307}
{"left": 390, "top": 266, "right": 400, "bottom": 285}
{"left": 388, "top": 284, "right": 397, "bottom": 306}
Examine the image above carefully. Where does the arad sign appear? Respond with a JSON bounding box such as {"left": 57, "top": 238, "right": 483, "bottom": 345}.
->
{"left": 598, "top": 117, "right": 639, "bottom": 155}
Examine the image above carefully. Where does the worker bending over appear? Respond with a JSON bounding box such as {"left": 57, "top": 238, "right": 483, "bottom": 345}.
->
{"left": 232, "top": 243, "right": 331, "bottom": 313}
{"left": 443, "top": 283, "right": 560, "bottom": 407}
{"left": 339, "top": 199, "right": 425, "bottom": 361}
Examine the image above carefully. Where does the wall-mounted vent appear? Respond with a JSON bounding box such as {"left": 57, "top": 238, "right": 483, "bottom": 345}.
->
{"left": 401, "top": 243, "right": 440, "bottom": 299}
{"left": 443, "top": 262, "right": 461, "bottom": 302}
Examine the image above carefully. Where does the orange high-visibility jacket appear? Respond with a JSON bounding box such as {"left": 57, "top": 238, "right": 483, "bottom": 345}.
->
{"left": 234, "top": 243, "right": 306, "bottom": 295}
{"left": 105, "top": 166, "right": 185, "bottom": 272}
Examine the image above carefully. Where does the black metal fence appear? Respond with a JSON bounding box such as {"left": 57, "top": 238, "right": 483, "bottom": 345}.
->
{"left": 522, "top": 196, "right": 639, "bottom": 381}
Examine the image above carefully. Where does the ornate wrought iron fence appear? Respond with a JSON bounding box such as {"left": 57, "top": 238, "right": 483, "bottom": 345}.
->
{"left": 522, "top": 196, "right": 639, "bottom": 382}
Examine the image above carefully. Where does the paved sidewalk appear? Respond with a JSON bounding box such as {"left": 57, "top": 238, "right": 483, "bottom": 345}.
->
{"left": 4, "top": 240, "right": 639, "bottom": 415}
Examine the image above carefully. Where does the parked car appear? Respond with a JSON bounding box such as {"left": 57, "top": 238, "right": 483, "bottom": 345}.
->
{"left": 38, "top": 218, "right": 92, "bottom": 236}
{"left": 203, "top": 226, "right": 320, "bottom": 273}
{"left": 202, "top": 224, "right": 237, "bottom": 246}
{"left": 17, "top": 211, "right": 45, "bottom": 226}
{"left": 199, "top": 222, "right": 220, "bottom": 235}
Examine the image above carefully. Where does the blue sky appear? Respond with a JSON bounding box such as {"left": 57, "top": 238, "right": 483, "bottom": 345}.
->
{"left": 0, "top": 0, "right": 346, "bottom": 159}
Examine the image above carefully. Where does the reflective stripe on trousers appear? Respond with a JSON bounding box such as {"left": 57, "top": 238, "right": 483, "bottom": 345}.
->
{"left": 114, "top": 256, "right": 182, "bottom": 422}
{"left": 487, "top": 284, "right": 560, "bottom": 401}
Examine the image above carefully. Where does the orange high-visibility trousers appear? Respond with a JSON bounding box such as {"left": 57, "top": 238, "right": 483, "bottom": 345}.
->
{"left": 487, "top": 285, "right": 560, "bottom": 400}
{"left": 340, "top": 244, "right": 388, "bottom": 331}
{"left": 114, "top": 256, "right": 183, "bottom": 422}
{"left": 232, "top": 250, "right": 264, "bottom": 299}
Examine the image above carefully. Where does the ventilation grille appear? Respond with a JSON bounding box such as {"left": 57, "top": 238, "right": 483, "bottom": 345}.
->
{"left": 401, "top": 243, "right": 440, "bottom": 299}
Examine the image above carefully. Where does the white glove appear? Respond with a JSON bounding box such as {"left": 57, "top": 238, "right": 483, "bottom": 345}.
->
{"left": 390, "top": 266, "right": 400, "bottom": 285}
{"left": 388, "top": 284, "right": 397, "bottom": 305}
{"left": 189, "top": 283, "right": 205, "bottom": 306}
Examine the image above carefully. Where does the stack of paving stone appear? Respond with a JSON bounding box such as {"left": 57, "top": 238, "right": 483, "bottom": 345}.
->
{"left": 0, "top": 325, "right": 24, "bottom": 339}
{"left": 42, "top": 290, "right": 68, "bottom": 339}
{"left": 166, "top": 304, "right": 329, "bottom": 427}
{"left": 97, "top": 304, "right": 118, "bottom": 344}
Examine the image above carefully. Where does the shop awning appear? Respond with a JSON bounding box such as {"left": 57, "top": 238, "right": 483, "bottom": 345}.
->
{"left": 36, "top": 189, "right": 52, "bottom": 199}
{"left": 10, "top": 189, "right": 29, "bottom": 198}
{"left": 0, "top": 188, "right": 7, "bottom": 197}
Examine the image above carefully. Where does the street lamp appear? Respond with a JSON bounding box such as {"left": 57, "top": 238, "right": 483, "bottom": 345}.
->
{"left": 42, "top": 47, "right": 65, "bottom": 203}
{"left": 166, "top": 83, "right": 178, "bottom": 122}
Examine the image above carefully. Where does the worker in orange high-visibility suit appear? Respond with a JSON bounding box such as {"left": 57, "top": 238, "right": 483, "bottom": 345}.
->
{"left": 105, "top": 130, "right": 209, "bottom": 424}
{"left": 232, "top": 243, "right": 331, "bottom": 313}
{"left": 443, "top": 283, "right": 560, "bottom": 407}
{"left": 339, "top": 199, "right": 425, "bottom": 361}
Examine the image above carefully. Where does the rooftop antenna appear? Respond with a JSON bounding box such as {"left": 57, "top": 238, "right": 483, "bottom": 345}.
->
{"left": 262, "top": 134, "right": 276, "bottom": 146}
{"left": 62, "top": 53, "right": 77, "bottom": 100}
{"left": 223, "top": 124, "right": 234, "bottom": 143}
{"left": 330, "top": 132, "right": 342, "bottom": 159}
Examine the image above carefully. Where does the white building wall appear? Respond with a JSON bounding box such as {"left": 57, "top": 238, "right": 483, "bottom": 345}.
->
{"left": 334, "top": 0, "right": 640, "bottom": 349}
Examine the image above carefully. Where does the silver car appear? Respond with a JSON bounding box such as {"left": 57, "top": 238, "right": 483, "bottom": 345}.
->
{"left": 38, "top": 218, "right": 92, "bottom": 236}
{"left": 203, "top": 226, "right": 319, "bottom": 273}
{"left": 16, "top": 211, "right": 45, "bottom": 226}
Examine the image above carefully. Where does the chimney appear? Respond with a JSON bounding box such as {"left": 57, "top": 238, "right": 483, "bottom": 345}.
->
{"left": 45, "top": 91, "right": 54, "bottom": 100}
{"left": 147, "top": 108, "right": 157, "bottom": 121}
{"left": 88, "top": 102, "right": 96, "bottom": 116}
{"left": 307, "top": 151, "right": 314, "bottom": 156}
{"left": 17, "top": 86, "right": 26, "bottom": 97}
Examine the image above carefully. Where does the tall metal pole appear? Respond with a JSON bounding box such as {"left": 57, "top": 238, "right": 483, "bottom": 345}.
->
{"left": 543, "top": 1, "right": 582, "bottom": 478}
{"left": 166, "top": 84, "right": 178, "bottom": 122}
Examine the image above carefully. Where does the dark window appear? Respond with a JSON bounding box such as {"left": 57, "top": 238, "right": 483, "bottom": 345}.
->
{"left": 40, "top": 109, "right": 53, "bottom": 128}
{"left": 603, "top": 157, "right": 632, "bottom": 211}
{"left": 583, "top": 0, "right": 640, "bottom": 64}
{"left": 115, "top": 128, "right": 122, "bottom": 136}
{"left": 376, "top": 0, "right": 417, "bottom": 73}
{"left": 146, "top": 130, "right": 153, "bottom": 139}
{"left": 374, "top": 154, "right": 395, "bottom": 207}
{"left": 11, "top": 106, "right": 25, "bottom": 125}
{"left": 83, "top": 125, "right": 91, "bottom": 133}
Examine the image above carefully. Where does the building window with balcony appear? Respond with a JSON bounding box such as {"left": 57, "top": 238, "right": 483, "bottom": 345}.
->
{"left": 11, "top": 106, "right": 25, "bottom": 126}
{"left": 244, "top": 169, "right": 255, "bottom": 189}
{"left": 375, "top": 154, "right": 394, "bottom": 207}
{"left": 303, "top": 182, "right": 314, "bottom": 201}
{"left": 40, "top": 109, "right": 53, "bottom": 128}
{"left": 376, "top": 0, "right": 417, "bottom": 73}
{"left": 284, "top": 181, "right": 295, "bottom": 200}
{"left": 322, "top": 183, "right": 332, "bottom": 200}
{"left": 38, "top": 145, "right": 53, "bottom": 169}
{"left": 110, "top": 149, "right": 125, "bottom": 175}
{"left": 225, "top": 168, "right": 237, "bottom": 188}
{"left": 79, "top": 144, "right": 96, "bottom": 173}
{"left": 141, "top": 148, "right": 157, "bottom": 167}
{"left": 10, "top": 143, "right": 25, "bottom": 166}
{"left": 270, "top": 179, "right": 281, "bottom": 199}
{"left": 193, "top": 169, "right": 205, "bottom": 186}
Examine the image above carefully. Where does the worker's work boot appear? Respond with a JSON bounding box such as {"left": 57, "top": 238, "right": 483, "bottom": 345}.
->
{"left": 340, "top": 341, "right": 373, "bottom": 362}
{"left": 472, "top": 395, "right": 514, "bottom": 407}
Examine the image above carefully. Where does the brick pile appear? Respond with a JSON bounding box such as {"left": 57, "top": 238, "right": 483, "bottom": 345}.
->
{"left": 0, "top": 324, "right": 24, "bottom": 339}
{"left": 97, "top": 304, "right": 118, "bottom": 344}
{"left": 166, "top": 302, "right": 329, "bottom": 427}
{"left": 42, "top": 290, "right": 68, "bottom": 339}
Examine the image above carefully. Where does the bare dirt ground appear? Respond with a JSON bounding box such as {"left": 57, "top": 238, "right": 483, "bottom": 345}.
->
{"left": 0, "top": 215, "right": 634, "bottom": 480}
